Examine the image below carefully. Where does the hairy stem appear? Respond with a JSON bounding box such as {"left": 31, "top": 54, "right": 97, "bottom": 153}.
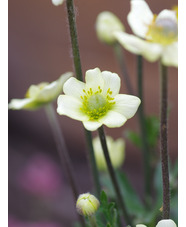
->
{"left": 98, "top": 126, "right": 133, "bottom": 226}
{"left": 159, "top": 63, "right": 170, "bottom": 219}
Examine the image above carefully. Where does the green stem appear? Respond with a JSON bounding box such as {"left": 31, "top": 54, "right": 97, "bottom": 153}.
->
{"left": 98, "top": 126, "right": 133, "bottom": 226}
{"left": 137, "top": 55, "right": 151, "bottom": 201}
{"left": 159, "top": 63, "right": 170, "bottom": 219}
{"left": 44, "top": 104, "right": 86, "bottom": 227}
{"left": 88, "top": 215, "right": 98, "bottom": 227}
{"left": 113, "top": 42, "right": 134, "bottom": 95}
{"left": 65, "top": 0, "right": 101, "bottom": 197}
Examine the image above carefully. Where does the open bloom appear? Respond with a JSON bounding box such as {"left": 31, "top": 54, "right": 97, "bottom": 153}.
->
{"left": 96, "top": 11, "right": 125, "bottom": 45}
{"left": 57, "top": 68, "right": 141, "bottom": 131}
{"left": 114, "top": 0, "right": 178, "bottom": 67}
{"left": 136, "top": 219, "right": 177, "bottom": 227}
{"left": 76, "top": 193, "right": 100, "bottom": 217}
{"left": 51, "top": 0, "right": 64, "bottom": 6}
{"left": 93, "top": 136, "right": 125, "bottom": 171}
{"left": 9, "top": 72, "right": 72, "bottom": 110}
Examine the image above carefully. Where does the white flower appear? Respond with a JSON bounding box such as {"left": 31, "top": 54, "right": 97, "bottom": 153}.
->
{"left": 9, "top": 72, "right": 72, "bottom": 110}
{"left": 156, "top": 219, "right": 177, "bottom": 227}
{"left": 93, "top": 136, "right": 125, "bottom": 171}
{"left": 52, "top": 0, "right": 64, "bottom": 6}
{"left": 57, "top": 68, "right": 141, "bottom": 131}
{"left": 114, "top": 0, "right": 178, "bottom": 67}
{"left": 76, "top": 193, "right": 100, "bottom": 217}
{"left": 96, "top": 11, "right": 125, "bottom": 45}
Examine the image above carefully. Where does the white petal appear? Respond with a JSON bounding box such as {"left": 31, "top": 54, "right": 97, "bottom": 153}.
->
{"left": 156, "top": 9, "right": 177, "bottom": 23}
{"left": 85, "top": 68, "right": 104, "bottom": 92}
{"left": 161, "top": 42, "right": 178, "bottom": 67}
{"left": 136, "top": 225, "right": 147, "bottom": 227}
{"left": 128, "top": 0, "right": 153, "bottom": 38}
{"left": 8, "top": 98, "right": 41, "bottom": 110}
{"left": 156, "top": 219, "right": 177, "bottom": 227}
{"left": 114, "top": 31, "right": 163, "bottom": 62}
{"left": 113, "top": 94, "right": 141, "bottom": 119}
{"left": 37, "top": 72, "right": 73, "bottom": 102}
{"left": 101, "top": 71, "right": 121, "bottom": 97}
{"left": 83, "top": 121, "right": 102, "bottom": 131}
{"left": 98, "top": 110, "right": 127, "bottom": 128}
{"left": 63, "top": 77, "right": 86, "bottom": 101}
{"left": 57, "top": 95, "right": 88, "bottom": 121}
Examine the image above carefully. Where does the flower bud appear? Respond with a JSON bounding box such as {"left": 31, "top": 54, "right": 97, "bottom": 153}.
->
{"left": 76, "top": 193, "right": 100, "bottom": 217}
{"left": 156, "top": 219, "right": 177, "bottom": 227}
{"left": 93, "top": 136, "right": 125, "bottom": 171}
{"left": 52, "top": 0, "right": 64, "bottom": 6}
{"left": 96, "top": 11, "right": 125, "bottom": 45}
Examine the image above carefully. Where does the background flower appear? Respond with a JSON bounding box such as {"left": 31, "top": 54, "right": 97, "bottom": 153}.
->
{"left": 51, "top": 0, "right": 64, "bottom": 6}
{"left": 57, "top": 67, "right": 141, "bottom": 131}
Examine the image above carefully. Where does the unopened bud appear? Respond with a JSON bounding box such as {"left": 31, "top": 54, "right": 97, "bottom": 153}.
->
{"left": 96, "top": 11, "right": 125, "bottom": 45}
{"left": 76, "top": 193, "right": 100, "bottom": 217}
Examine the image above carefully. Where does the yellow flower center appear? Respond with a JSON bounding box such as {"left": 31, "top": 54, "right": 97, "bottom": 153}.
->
{"left": 80, "top": 86, "right": 115, "bottom": 120}
{"left": 146, "top": 15, "right": 178, "bottom": 45}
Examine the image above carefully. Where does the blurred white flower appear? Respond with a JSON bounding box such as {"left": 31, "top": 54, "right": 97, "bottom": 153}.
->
{"left": 114, "top": 0, "right": 178, "bottom": 67}
{"left": 93, "top": 136, "right": 125, "bottom": 171}
{"left": 9, "top": 72, "right": 72, "bottom": 110}
{"left": 96, "top": 11, "right": 125, "bottom": 45}
{"left": 52, "top": 0, "right": 64, "bottom": 6}
{"left": 156, "top": 219, "right": 177, "bottom": 227}
{"left": 57, "top": 68, "right": 140, "bottom": 131}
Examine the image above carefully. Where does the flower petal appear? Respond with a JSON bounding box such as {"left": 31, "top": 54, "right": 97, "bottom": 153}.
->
{"left": 8, "top": 98, "right": 41, "bottom": 110}
{"left": 136, "top": 225, "right": 147, "bottom": 227}
{"left": 57, "top": 95, "right": 88, "bottom": 121}
{"left": 85, "top": 68, "right": 104, "bottom": 92}
{"left": 161, "top": 42, "right": 178, "bottom": 67}
{"left": 98, "top": 110, "right": 127, "bottom": 128}
{"left": 156, "top": 219, "right": 177, "bottom": 227}
{"left": 63, "top": 77, "right": 86, "bottom": 101}
{"left": 101, "top": 71, "right": 121, "bottom": 97}
{"left": 52, "top": 0, "right": 64, "bottom": 6}
{"left": 83, "top": 121, "right": 102, "bottom": 131}
{"left": 128, "top": 0, "right": 153, "bottom": 38}
{"left": 113, "top": 94, "right": 141, "bottom": 119}
{"left": 114, "top": 31, "right": 163, "bottom": 62}
{"left": 156, "top": 9, "right": 177, "bottom": 23}
{"left": 37, "top": 72, "right": 73, "bottom": 102}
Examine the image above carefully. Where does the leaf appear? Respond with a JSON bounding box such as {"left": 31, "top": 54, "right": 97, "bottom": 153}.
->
{"left": 124, "top": 130, "right": 142, "bottom": 148}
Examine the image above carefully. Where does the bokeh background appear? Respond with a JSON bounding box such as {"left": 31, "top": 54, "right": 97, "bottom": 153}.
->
{"left": 8, "top": 0, "right": 178, "bottom": 226}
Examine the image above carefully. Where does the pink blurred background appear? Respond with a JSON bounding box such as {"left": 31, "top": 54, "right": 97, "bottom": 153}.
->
{"left": 8, "top": 0, "right": 178, "bottom": 226}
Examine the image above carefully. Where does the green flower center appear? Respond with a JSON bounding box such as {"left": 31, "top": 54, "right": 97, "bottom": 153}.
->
{"left": 146, "top": 15, "right": 178, "bottom": 45}
{"left": 80, "top": 86, "right": 115, "bottom": 120}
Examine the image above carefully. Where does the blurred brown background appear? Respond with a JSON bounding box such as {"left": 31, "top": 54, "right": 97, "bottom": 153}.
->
{"left": 8, "top": 0, "right": 178, "bottom": 226}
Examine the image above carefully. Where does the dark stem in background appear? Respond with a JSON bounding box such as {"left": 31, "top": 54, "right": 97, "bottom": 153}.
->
{"left": 137, "top": 55, "right": 151, "bottom": 203}
{"left": 44, "top": 104, "right": 86, "bottom": 227}
{"left": 65, "top": 0, "right": 101, "bottom": 197}
{"left": 159, "top": 63, "right": 170, "bottom": 219}
{"left": 98, "top": 126, "right": 133, "bottom": 226}
{"left": 113, "top": 42, "right": 134, "bottom": 95}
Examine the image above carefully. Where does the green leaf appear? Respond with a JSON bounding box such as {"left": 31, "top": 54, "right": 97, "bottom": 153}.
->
{"left": 125, "top": 130, "right": 142, "bottom": 148}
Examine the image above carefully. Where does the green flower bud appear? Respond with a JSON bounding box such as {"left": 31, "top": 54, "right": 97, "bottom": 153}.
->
{"left": 93, "top": 136, "right": 125, "bottom": 171}
{"left": 76, "top": 193, "right": 100, "bottom": 217}
{"left": 96, "top": 11, "right": 125, "bottom": 45}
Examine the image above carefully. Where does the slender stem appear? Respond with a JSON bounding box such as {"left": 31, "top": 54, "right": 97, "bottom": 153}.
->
{"left": 137, "top": 55, "right": 151, "bottom": 201}
{"left": 65, "top": 0, "right": 101, "bottom": 196}
{"left": 44, "top": 104, "right": 86, "bottom": 227}
{"left": 88, "top": 216, "right": 98, "bottom": 227}
{"left": 159, "top": 63, "right": 170, "bottom": 219}
{"left": 98, "top": 126, "right": 133, "bottom": 226}
{"left": 66, "top": 0, "right": 83, "bottom": 81}
{"left": 113, "top": 42, "right": 134, "bottom": 95}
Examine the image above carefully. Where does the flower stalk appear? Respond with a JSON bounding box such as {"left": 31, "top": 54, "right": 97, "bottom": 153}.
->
{"left": 159, "top": 63, "right": 170, "bottom": 219}
{"left": 88, "top": 216, "right": 98, "bottom": 227}
{"left": 98, "top": 126, "right": 132, "bottom": 226}
{"left": 113, "top": 42, "right": 134, "bottom": 95}
{"left": 44, "top": 103, "right": 86, "bottom": 227}
{"left": 137, "top": 55, "right": 151, "bottom": 202}
{"left": 65, "top": 0, "right": 101, "bottom": 196}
